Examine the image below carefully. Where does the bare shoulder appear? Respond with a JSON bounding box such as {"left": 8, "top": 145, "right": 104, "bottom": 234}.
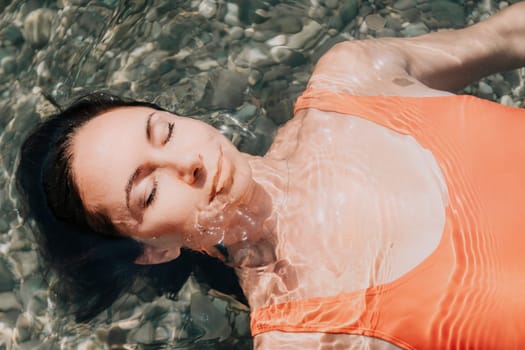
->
{"left": 309, "top": 2, "right": 525, "bottom": 98}
{"left": 254, "top": 331, "right": 404, "bottom": 350}
{"left": 308, "top": 39, "right": 451, "bottom": 97}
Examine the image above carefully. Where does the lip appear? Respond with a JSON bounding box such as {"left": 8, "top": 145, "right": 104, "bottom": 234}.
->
{"left": 209, "top": 145, "right": 223, "bottom": 203}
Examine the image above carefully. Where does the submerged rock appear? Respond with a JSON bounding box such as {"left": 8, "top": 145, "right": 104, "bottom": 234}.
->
{"left": 107, "top": 326, "right": 128, "bottom": 347}
{"left": 199, "top": 0, "right": 217, "bottom": 18}
{"left": 340, "top": 0, "right": 360, "bottom": 24}
{"left": 1, "top": 24, "right": 24, "bottom": 46}
{"left": 287, "top": 20, "right": 325, "bottom": 50}
{"left": 430, "top": 0, "right": 466, "bottom": 28}
{"left": 131, "top": 322, "right": 155, "bottom": 344}
{"left": 270, "top": 46, "right": 307, "bottom": 66}
{"left": 233, "top": 44, "right": 273, "bottom": 68}
{"left": 394, "top": 0, "right": 417, "bottom": 11}
{"left": 0, "top": 257, "right": 16, "bottom": 292}
{"left": 234, "top": 103, "right": 258, "bottom": 123}
{"left": 14, "top": 313, "right": 31, "bottom": 343}
{"left": 365, "top": 14, "right": 387, "bottom": 31}
{"left": 255, "top": 16, "right": 303, "bottom": 34}
{"left": 22, "top": 9, "right": 56, "bottom": 48}
{"left": 200, "top": 69, "right": 248, "bottom": 110}
{"left": 190, "top": 293, "right": 231, "bottom": 341}
{"left": 0, "top": 292, "right": 21, "bottom": 311}
{"left": 400, "top": 22, "right": 429, "bottom": 36}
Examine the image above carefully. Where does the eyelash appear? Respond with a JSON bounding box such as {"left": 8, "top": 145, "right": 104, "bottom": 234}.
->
{"left": 143, "top": 121, "right": 173, "bottom": 209}
{"left": 145, "top": 179, "right": 158, "bottom": 208}
{"left": 164, "top": 122, "right": 174, "bottom": 145}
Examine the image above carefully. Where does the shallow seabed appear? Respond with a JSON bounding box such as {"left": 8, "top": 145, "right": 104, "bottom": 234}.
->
{"left": 0, "top": 0, "right": 524, "bottom": 349}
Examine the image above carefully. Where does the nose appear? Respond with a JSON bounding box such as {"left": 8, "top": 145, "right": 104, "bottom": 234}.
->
{"left": 179, "top": 153, "right": 204, "bottom": 185}
{"left": 159, "top": 152, "right": 204, "bottom": 185}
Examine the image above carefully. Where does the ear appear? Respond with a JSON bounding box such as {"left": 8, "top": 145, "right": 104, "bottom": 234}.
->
{"left": 135, "top": 244, "right": 181, "bottom": 265}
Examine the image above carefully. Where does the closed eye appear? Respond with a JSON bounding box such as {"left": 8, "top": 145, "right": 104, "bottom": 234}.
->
{"left": 144, "top": 179, "right": 158, "bottom": 208}
{"left": 164, "top": 122, "right": 174, "bottom": 145}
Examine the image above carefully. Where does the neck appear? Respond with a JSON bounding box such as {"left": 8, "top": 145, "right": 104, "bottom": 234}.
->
{"left": 199, "top": 155, "right": 290, "bottom": 268}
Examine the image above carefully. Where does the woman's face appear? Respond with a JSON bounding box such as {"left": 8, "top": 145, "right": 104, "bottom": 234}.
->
{"left": 71, "top": 106, "right": 253, "bottom": 257}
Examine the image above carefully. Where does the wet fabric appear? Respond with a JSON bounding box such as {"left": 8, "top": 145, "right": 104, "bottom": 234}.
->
{"left": 251, "top": 89, "right": 525, "bottom": 349}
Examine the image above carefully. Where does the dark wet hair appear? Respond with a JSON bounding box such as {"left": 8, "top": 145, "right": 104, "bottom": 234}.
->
{"left": 16, "top": 92, "right": 246, "bottom": 322}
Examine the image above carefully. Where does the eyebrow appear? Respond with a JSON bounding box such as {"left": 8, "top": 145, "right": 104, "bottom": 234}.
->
{"left": 125, "top": 111, "right": 155, "bottom": 210}
{"left": 145, "top": 111, "right": 154, "bottom": 140}
{"left": 125, "top": 166, "right": 143, "bottom": 210}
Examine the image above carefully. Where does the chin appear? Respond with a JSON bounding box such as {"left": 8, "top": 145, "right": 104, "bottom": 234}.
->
{"left": 230, "top": 160, "right": 255, "bottom": 204}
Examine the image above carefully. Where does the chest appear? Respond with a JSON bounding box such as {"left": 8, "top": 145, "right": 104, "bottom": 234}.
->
{"left": 267, "top": 110, "right": 448, "bottom": 301}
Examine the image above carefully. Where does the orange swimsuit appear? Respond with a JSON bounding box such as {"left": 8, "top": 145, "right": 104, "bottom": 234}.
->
{"left": 251, "top": 89, "right": 525, "bottom": 349}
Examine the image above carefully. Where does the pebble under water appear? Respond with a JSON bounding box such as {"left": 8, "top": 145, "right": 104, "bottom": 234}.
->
{"left": 0, "top": 0, "right": 524, "bottom": 349}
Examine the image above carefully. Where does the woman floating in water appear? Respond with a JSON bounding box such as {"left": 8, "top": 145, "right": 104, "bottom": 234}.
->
{"left": 17, "top": 2, "right": 525, "bottom": 349}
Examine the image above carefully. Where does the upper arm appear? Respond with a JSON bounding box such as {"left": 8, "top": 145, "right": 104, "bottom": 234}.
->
{"left": 309, "top": 2, "right": 525, "bottom": 98}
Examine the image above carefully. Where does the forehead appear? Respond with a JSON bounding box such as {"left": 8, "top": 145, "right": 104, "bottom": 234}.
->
{"left": 70, "top": 106, "right": 153, "bottom": 224}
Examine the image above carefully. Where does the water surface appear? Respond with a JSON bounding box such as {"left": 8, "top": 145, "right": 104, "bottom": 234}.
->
{"left": 0, "top": 0, "right": 523, "bottom": 348}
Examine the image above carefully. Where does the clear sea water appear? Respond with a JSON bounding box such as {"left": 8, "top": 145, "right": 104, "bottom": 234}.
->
{"left": 0, "top": 0, "right": 523, "bottom": 349}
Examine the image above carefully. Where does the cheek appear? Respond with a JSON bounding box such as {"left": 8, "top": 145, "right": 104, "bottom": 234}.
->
{"left": 146, "top": 181, "right": 202, "bottom": 233}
